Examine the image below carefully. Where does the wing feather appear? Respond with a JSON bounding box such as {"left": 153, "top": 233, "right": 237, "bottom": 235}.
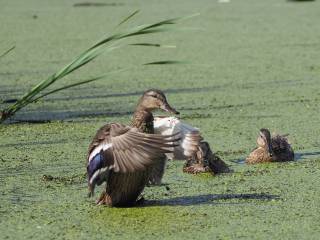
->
{"left": 110, "top": 126, "right": 179, "bottom": 173}
{"left": 87, "top": 123, "right": 180, "bottom": 177}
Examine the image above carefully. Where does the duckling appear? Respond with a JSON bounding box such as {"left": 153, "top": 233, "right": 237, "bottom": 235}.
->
{"left": 153, "top": 116, "right": 230, "bottom": 175}
{"left": 87, "top": 89, "right": 179, "bottom": 207}
{"left": 245, "top": 128, "right": 294, "bottom": 164}
{"left": 183, "top": 141, "right": 230, "bottom": 174}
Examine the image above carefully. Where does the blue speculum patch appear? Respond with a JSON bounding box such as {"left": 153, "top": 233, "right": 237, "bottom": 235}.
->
{"left": 88, "top": 152, "right": 104, "bottom": 179}
{"left": 1, "top": 1, "right": 320, "bottom": 238}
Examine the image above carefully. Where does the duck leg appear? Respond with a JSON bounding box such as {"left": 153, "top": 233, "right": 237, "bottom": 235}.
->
{"left": 96, "top": 190, "right": 112, "bottom": 206}
{"left": 135, "top": 196, "right": 145, "bottom": 205}
{"left": 148, "top": 154, "right": 167, "bottom": 185}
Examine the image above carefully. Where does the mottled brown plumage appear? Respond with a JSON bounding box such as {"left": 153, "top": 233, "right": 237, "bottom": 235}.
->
{"left": 183, "top": 141, "right": 230, "bottom": 174}
{"left": 87, "top": 89, "right": 179, "bottom": 207}
{"left": 153, "top": 116, "right": 230, "bottom": 176}
{"left": 245, "top": 128, "right": 294, "bottom": 164}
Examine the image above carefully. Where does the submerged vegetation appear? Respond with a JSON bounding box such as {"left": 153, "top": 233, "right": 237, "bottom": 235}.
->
{"left": 1, "top": 0, "right": 320, "bottom": 239}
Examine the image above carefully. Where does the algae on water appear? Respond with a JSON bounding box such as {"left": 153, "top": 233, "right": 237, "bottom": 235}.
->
{"left": 1, "top": 0, "right": 320, "bottom": 239}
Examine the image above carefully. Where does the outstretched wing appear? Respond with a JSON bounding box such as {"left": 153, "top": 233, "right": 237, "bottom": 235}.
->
{"left": 110, "top": 125, "right": 178, "bottom": 172}
{"left": 154, "top": 116, "right": 203, "bottom": 160}
{"left": 87, "top": 123, "right": 179, "bottom": 195}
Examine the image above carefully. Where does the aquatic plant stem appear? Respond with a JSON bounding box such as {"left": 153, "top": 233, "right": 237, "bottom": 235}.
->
{"left": 0, "top": 12, "right": 197, "bottom": 123}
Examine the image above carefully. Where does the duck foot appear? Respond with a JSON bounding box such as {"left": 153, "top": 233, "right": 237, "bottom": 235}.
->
{"left": 96, "top": 192, "right": 112, "bottom": 206}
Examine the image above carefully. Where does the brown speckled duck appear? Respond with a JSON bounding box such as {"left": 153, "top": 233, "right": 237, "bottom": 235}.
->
{"left": 245, "top": 128, "right": 294, "bottom": 164}
{"left": 153, "top": 116, "right": 230, "bottom": 175}
{"left": 183, "top": 141, "right": 230, "bottom": 174}
{"left": 87, "top": 89, "right": 179, "bottom": 207}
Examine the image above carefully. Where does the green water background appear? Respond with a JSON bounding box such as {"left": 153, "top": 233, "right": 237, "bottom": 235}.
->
{"left": 1, "top": 0, "right": 320, "bottom": 239}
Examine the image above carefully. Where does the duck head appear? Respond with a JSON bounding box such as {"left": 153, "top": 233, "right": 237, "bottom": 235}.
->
{"left": 257, "top": 128, "right": 273, "bottom": 157}
{"left": 137, "top": 89, "right": 179, "bottom": 114}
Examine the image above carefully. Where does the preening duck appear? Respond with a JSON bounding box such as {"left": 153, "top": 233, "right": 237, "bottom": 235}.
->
{"left": 87, "top": 89, "right": 179, "bottom": 206}
{"left": 245, "top": 128, "right": 294, "bottom": 164}
{"left": 153, "top": 116, "right": 230, "bottom": 175}
{"left": 183, "top": 141, "right": 230, "bottom": 174}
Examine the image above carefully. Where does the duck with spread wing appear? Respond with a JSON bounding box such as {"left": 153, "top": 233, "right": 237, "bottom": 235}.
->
{"left": 87, "top": 89, "right": 179, "bottom": 207}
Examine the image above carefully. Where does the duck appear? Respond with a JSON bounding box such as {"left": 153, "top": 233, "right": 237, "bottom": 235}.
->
{"left": 245, "top": 128, "right": 294, "bottom": 164}
{"left": 153, "top": 116, "right": 230, "bottom": 175}
{"left": 183, "top": 141, "right": 230, "bottom": 174}
{"left": 87, "top": 89, "right": 179, "bottom": 207}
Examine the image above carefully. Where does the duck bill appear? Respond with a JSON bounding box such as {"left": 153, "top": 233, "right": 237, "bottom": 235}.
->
{"left": 161, "top": 103, "right": 180, "bottom": 115}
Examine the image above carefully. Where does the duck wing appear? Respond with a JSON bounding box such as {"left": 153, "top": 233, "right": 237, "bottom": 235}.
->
{"left": 154, "top": 117, "right": 202, "bottom": 160}
{"left": 87, "top": 123, "right": 179, "bottom": 195}
{"left": 110, "top": 123, "right": 179, "bottom": 172}
{"left": 271, "top": 134, "right": 294, "bottom": 161}
{"left": 271, "top": 134, "right": 291, "bottom": 153}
